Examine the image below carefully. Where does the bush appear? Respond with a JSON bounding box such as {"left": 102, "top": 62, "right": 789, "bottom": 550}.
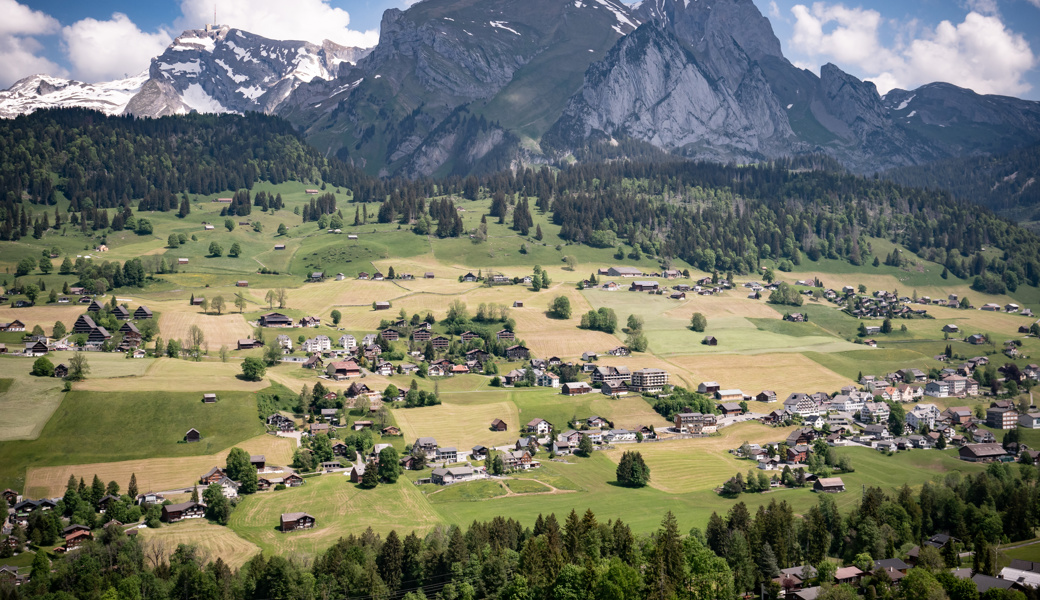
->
{"left": 31, "top": 356, "right": 55, "bottom": 377}
{"left": 690, "top": 313, "right": 707, "bottom": 332}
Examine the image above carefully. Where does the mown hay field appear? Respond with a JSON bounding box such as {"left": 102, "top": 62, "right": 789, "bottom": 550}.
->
{"left": 157, "top": 311, "right": 254, "bottom": 348}
{"left": 76, "top": 357, "right": 269, "bottom": 392}
{"left": 23, "top": 433, "right": 295, "bottom": 498}
{"left": 393, "top": 401, "right": 521, "bottom": 450}
{"left": 0, "top": 359, "right": 68, "bottom": 441}
{"left": 137, "top": 520, "right": 261, "bottom": 568}
{"left": 666, "top": 353, "right": 854, "bottom": 400}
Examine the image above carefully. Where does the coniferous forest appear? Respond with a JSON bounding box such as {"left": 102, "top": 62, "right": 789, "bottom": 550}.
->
{"left": 2, "top": 109, "right": 1040, "bottom": 293}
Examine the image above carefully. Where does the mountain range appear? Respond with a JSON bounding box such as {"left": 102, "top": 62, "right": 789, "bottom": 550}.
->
{"left": 3, "top": 0, "right": 1040, "bottom": 180}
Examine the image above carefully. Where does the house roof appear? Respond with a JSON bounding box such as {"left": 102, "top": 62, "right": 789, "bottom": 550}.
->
{"left": 280, "top": 512, "right": 314, "bottom": 522}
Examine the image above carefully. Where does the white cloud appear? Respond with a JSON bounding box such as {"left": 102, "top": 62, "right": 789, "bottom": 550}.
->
{"left": 769, "top": 1, "right": 782, "bottom": 19}
{"left": 176, "top": 0, "right": 379, "bottom": 48}
{"left": 965, "top": 0, "right": 999, "bottom": 16}
{"left": 1027, "top": 0, "right": 1040, "bottom": 9}
{"left": 0, "top": 0, "right": 66, "bottom": 87}
{"left": 62, "top": 14, "right": 172, "bottom": 82}
{"left": 789, "top": 2, "right": 1036, "bottom": 96}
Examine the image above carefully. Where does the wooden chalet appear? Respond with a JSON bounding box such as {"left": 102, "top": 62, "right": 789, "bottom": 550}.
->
{"left": 161, "top": 502, "right": 204, "bottom": 522}
{"left": 184, "top": 428, "right": 202, "bottom": 443}
{"left": 430, "top": 336, "right": 450, "bottom": 350}
{"left": 813, "top": 477, "right": 846, "bottom": 493}
{"left": 237, "top": 339, "right": 263, "bottom": 350}
{"left": 496, "top": 329, "right": 515, "bottom": 341}
{"left": 112, "top": 305, "right": 131, "bottom": 320}
{"left": 280, "top": 512, "right": 316, "bottom": 532}
{"left": 259, "top": 313, "right": 293, "bottom": 327}
{"left": 200, "top": 466, "right": 225, "bottom": 484}
{"left": 490, "top": 418, "right": 508, "bottom": 431}
{"left": 87, "top": 300, "right": 104, "bottom": 312}
{"left": 73, "top": 314, "right": 97, "bottom": 334}
{"left": 506, "top": 345, "right": 530, "bottom": 360}
{"left": 133, "top": 306, "right": 153, "bottom": 320}
{"left": 53, "top": 364, "right": 68, "bottom": 378}
{"left": 65, "top": 529, "right": 93, "bottom": 549}
{"left": 284, "top": 474, "right": 304, "bottom": 487}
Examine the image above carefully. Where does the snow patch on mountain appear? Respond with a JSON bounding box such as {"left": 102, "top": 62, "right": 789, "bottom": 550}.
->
{"left": 0, "top": 72, "right": 149, "bottom": 119}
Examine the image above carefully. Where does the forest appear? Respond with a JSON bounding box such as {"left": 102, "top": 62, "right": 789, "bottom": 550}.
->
{"left": 2, "top": 460, "right": 1037, "bottom": 600}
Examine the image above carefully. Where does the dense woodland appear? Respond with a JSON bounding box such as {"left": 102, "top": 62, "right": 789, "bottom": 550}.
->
{"left": 3, "top": 110, "right": 1040, "bottom": 294}
{"left": 2, "top": 461, "right": 1038, "bottom": 600}
{"left": 884, "top": 143, "right": 1040, "bottom": 218}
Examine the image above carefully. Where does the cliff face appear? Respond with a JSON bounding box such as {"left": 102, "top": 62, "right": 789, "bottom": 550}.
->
{"left": 547, "top": 22, "right": 795, "bottom": 162}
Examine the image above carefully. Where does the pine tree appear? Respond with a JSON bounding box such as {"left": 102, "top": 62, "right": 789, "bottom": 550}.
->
{"left": 128, "top": 473, "right": 138, "bottom": 498}
{"left": 377, "top": 530, "right": 404, "bottom": 591}
{"left": 361, "top": 465, "right": 378, "bottom": 488}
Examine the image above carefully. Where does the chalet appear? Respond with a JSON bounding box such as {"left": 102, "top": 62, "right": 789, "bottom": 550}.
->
{"left": 703, "top": 336, "right": 718, "bottom": 346}
{"left": 73, "top": 315, "right": 97, "bottom": 334}
{"left": 310, "top": 272, "right": 325, "bottom": 282}
{"left": 373, "top": 272, "right": 385, "bottom": 281}
{"left": 506, "top": 345, "right": 530, "bottom": 360}
{"left": 375, "top": 361, "right": 394, "bottom": 376}
{"left": 250, "top": 455, "right": 266, "bottom": 470}
{"left": 65, "top": 529, "right": 93, "bottom": 550}
{"left": 302, "top": 355, "right": 324, "bottom": 370}
{"left": 299, "top": 316, "right": 321, "bottom": 328}
{"left": 562, "top": 382, "right": 593, "bottom": 395}
{"left": 718, "top": 402, "right": 744, "bottom": 416}
{"left": 326, "top": 360, "right": 361, "bottom": 380}
{"left": 25, "top": 340, "right": 48, "bottom": 356}
{"left": 491, "top": 418, "right": 508, "bottom": 431}
{"left": 503, "top": 450, "right": 534, "bottom": 469}
{"left": 382, "top": 426, "right": 401, "bottom": 436}
{"left": 259, "top": 313, "right": 293, "bottom": 328}
{"left": 428, "top": 364, "right": 446, "bottom": 377}
{"left": 757, "top": 390, "right": 777, "bottom": 403}
{"left": 161, "top": 502, "right": 204, "bottom": 522}
{"left": 959, "top": 443, "right": 1007, "bottom": 462}
{"left": 357, "top": 272, "right": 370, "bottom": 280}
{"left": 813, "top": 477, "right": 846, "bottom": 493}
{"left": 112, "top": 305, "right": 131, "bottom": 320}
{"left": 284, "top": 473, "right": 304, "bottom": 487}
{"left": 280, "top": 512, "right": 316, "bottom": 532}
{"left": 200, "top": 466, "right": 225, "bottom": 485}
{"left": 526, "top": 418, "right": 552, "bottom": 435}
{"left": 87, "top": 299, "right": 104, "bottom": 312}
{"left": 630, "top": 281, "right": 659, "bottom": 292}
{"left": 237, "top": 339, "right": 263, "bottom": 350}
{"left": 346, "top": 382, "right": 372, "bottom": 399}
{"left": 670, "top": 291, "right": 686, "bottom": 300}
{"left": 967, "top": 334, "right": 987, "bottom": 345}
{"left": 133, "top": 306, "right": 153, "bottom": 320}
{"left": 184, "top": 428, "right": 202, "bottom": 443}
{"left": 119, "top": 321, "right": 140, "bottom": 337}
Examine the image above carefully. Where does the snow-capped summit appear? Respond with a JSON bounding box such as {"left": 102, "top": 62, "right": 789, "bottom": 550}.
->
{"left": 125, "top": 26, "right": 372, "bottom": 117}
{"left": 0, "top": 26, "right": 372, "bottom": 119}
{"left": 0, "top": 72, "right": 149, "bottom": 119}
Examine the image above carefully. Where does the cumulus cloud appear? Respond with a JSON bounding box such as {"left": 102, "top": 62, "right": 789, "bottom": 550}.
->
{"left": 176, "top": 0, "right": 379, "bottom": 48}
{"left": 790, "top": 2, "right": 1036, "bottom": 96}
{"left": 0, "top": 0, "right": 66, "bottom": 87}
{"left": 62, "top": 14, "right": 172, "bottom": 82}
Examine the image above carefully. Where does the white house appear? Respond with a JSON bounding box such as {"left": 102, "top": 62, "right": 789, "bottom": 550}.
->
{"left": 906, "top": 403, "right": 940, "bottom": 430}
{"left": 275, "top": 335, "right": 292, "bottom": 351}
{"left": 339, "top": 335, "right": 356, "bottom": 350}
{"left": 924, "top": 380, "right": 951, "bottom": 398}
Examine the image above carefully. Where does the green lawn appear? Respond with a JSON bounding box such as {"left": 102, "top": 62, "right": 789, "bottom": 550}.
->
{"left": 504, "top": 478, "right": 552, "bottom": 494}
{"left": 427, "top": 479, "right": 509, "bottom": 502}
{"left": 0, "top": 389, "right": 264, "bottom": 491}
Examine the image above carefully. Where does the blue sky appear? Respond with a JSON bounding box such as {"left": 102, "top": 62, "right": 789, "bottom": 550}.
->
{"left": 3, "top": 0, "right": 1040, "bottom": 99}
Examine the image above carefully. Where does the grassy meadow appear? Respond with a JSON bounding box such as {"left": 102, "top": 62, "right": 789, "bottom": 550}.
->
{"left": 0, "top": 178, "right": 1036, "bottom": 560}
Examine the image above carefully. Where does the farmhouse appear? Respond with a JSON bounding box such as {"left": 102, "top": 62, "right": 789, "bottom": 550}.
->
{"left": 562, "top": 382, "right": 593, "bottom": 395}
{"left": 607, "top": 266, "right": 643, "bottom": 277}
{"left": 280, "top": 512, "right": 316, "bottom": 532}
{"left": 813, "top": 477, "right": 846, "bottom": 493}
{"left": 716, "top": 389, "right": 743, "bottom": 402}
{"left": 959, "top": 443, "right": 1007, "bottom": 462}
{"left": 432, "top": 466, "right": 477, "bottom": 484}
{"left": 526, "top": 418, "right": 552, "bottom": 435}
{"left": 161, "top": 502, "right": 204, "bottom": 522}
{"left": 237, "top": 339, "right": 263, "bottom": 350}
{"left": 326, "top": 360, "right": 361, "bottom": 380}
{"left": 630, "top": 281, "right": 659, "bottom": 292}
{"left": 506, "top": 345, "right": 530, "bottom": 360}
{"left": 260, "top": 313, "right": 293, "bottom": 327}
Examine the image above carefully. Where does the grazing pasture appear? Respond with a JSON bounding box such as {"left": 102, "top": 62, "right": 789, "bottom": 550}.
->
{"left": 158, "top": 311, "right": 254, "bottom": 348}
{"left": 137, "top": 519, "right": 261, "bottom": 568}
{"left": 393, "top": 400, "right": 521, "bottom": 450}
